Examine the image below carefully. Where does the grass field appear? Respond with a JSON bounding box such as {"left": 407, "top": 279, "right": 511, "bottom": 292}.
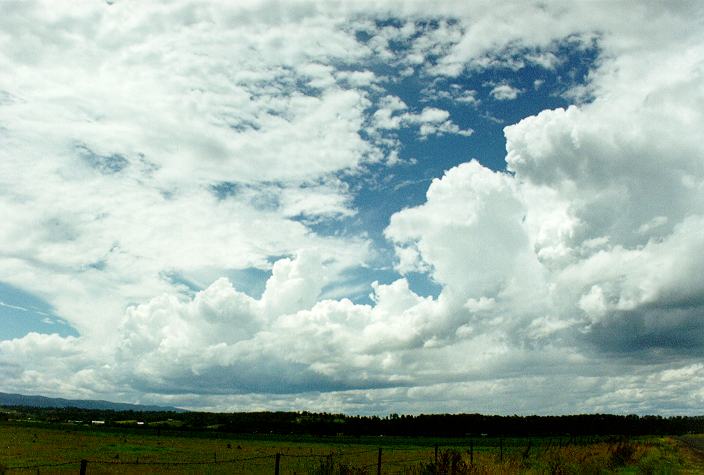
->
{"left": 0, "top": 423, "right": 700, "bottom": 474}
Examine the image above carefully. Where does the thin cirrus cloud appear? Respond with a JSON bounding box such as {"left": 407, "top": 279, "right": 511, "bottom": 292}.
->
{"left": 0, "top": 0, "right": 703, "bottom": 415}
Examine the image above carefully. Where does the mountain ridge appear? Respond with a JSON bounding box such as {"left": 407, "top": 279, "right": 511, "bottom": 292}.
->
{"left": 0, "top": 391, "right": 186, "bottom": 412}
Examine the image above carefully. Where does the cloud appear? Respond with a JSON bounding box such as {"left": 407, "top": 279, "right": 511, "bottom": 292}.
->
{"left": 0, "top": 0, "right": 379, "bottom": 343}
{"left": 377, "top": 1, "right": 704, "bottom": 412}
{"left": 1, "top": 0, "right": 703, "bottom": 415}
{"left": 421, "top": 82, "right": 480, "bottom": 106}
{"left": 371, "top": 95, "right": 408, "bottom": 129}
{"left": 490, "top": 84, "right": 521, "bottom": 100}
{"left": 386, "top": 160, "right": 535, "bottom": 299}
{"left": 526, "top": 51, "right": 561, "bottom": 69}
{"left": 372, "top": 102, "right": 472, "bottom": 139}
{"left": 111, "top": 255, "right": 435, "bottom": 394}
{"left": 0, "top": 333, "right": 101, "bottom": 399}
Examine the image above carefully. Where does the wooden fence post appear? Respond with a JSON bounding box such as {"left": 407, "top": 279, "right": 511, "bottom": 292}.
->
{"left": 434, "top": 444, "right": 438, "bottom": 473}
{"left": 499, "top": 439, "right": 503, "bottom": 463}
{"left": 523, "top": 439, "right": 532, "bottom": 460}
{"left": 470, "top": 440, "right": 473, "bottom": 465}
{"left": 79, "top": 459, "right": 88, "bottom": 475}
{"left": 274, "top": 452, "right": 280, "bottom": 475}
{"left": 377, "top": 447, "right": 382, "bottom": 475}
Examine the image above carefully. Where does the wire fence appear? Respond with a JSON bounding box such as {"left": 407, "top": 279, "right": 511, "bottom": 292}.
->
{"left": 3, "top": 438, "right": 579, "bottom": 474}
{"left": 1, "top": 434, "right": 675, "bottom": 474}
{"left": 1, "top": 445, "right": 439, "bottom": 474}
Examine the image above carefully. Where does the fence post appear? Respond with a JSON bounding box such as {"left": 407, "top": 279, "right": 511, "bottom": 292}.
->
{"left": 274, "top": 452, "right": 280, "bottom": 475}
{"left": 499, "top": 439, "right": 503, "bottom": 463}
{"left": 377, "top": 447, "right": 382, "bottom": 475}
{"left": 434, "top": 444, "right": 438, "bottom": 473}
{"left": 79, "top": 459, "right": 88, "bottom": 475}
{"left": 470, "top": 440, "right": 473, "bottom": 465}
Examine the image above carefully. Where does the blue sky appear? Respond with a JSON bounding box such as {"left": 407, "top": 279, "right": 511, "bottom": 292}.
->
{"left": 0, "top": 283, "right": 77, "bottom": 339}
{"left": 1, "top": 1, "right": 703, "bottom": 415}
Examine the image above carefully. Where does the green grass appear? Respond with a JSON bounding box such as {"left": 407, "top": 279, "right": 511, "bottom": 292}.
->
{"left": 0, "top": 422, "right": 697, "bottom": 474}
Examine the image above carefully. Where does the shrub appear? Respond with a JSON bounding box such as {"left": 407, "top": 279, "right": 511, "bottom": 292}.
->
{"left": 609, "top": 441, "right": 636, "bottom": 467}
{"left": 309, "top": 453, "right": 369, "bottom": 475}
{"left": 310, "top": 454, "right": 335, "bottom": 475}
{"left": 418, "top": 449, "right": 470, "bottom": 475}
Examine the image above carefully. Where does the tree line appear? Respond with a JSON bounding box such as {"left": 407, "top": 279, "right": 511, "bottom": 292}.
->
{"left": 2, "top": 405, "right": 702, "bottom": 437}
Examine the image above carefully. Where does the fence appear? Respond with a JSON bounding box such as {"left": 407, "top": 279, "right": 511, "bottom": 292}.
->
{"left": 1, "top": 446, "right": 437, "bottom": 474}
{"left": 1, "top": 438, "right": 579, "bottom": 474}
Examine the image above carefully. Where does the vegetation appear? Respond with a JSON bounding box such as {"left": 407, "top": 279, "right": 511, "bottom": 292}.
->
{"left": 0, "top": 423, "right": 700, "bottom": 474}
{"left": 1, "top": 405, "right": 703, "bottom": 438}
{"left": 1, "top": 405, "right": 703, "bottom": 472}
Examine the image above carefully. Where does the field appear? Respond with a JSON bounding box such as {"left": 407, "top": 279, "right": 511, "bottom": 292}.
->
{"left": 0, "top": 423, "right": 702, "bottom": 474}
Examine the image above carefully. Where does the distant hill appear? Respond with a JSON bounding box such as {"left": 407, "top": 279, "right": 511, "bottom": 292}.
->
{"left": 0, "top": 392, "right": 186, "bottom": 412}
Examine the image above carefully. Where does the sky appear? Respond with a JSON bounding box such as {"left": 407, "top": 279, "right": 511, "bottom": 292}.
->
{"left": 1, "top": 0, "right": 703, "bottom": 415}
